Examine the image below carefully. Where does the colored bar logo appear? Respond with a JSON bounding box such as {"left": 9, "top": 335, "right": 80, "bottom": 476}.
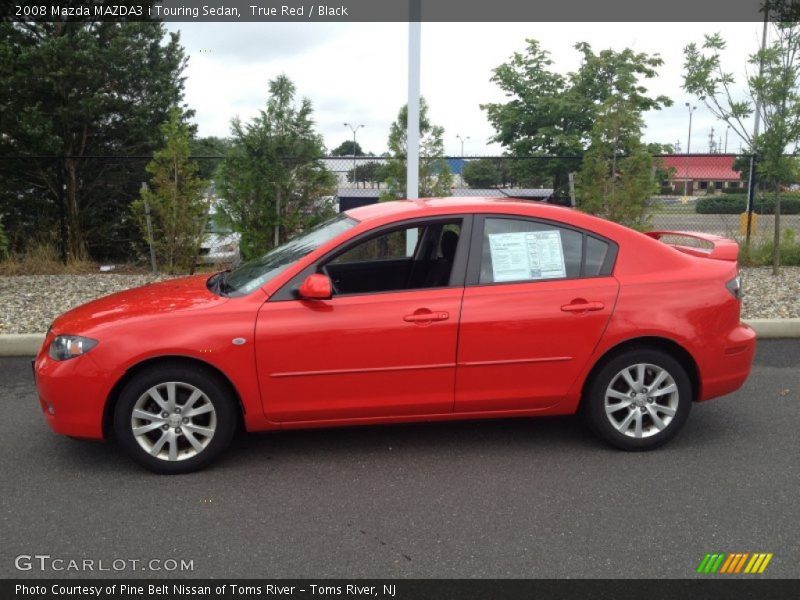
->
{"left": 696, "top": 552, "right": 773, "bottom": 574}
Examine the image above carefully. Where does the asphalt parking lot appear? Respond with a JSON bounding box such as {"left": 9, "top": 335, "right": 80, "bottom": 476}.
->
{"left": 1, "top": 341, "right": 798, "bottom": 579}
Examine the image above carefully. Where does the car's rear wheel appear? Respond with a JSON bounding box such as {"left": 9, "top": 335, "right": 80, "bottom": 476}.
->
{"left": 584, "top": 348, "right": 692, "bottom": 450}
{"left": 113, "top": 363, "right": 237, "bottom": 474}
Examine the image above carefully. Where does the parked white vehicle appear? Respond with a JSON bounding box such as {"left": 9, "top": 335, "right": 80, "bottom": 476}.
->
{"left": 198, "top": 217, "right": 241, "bottom": 266}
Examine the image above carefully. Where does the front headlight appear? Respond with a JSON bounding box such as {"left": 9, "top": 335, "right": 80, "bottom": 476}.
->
{"left": 48, "top": 335, "right": 98, "bottom": 361}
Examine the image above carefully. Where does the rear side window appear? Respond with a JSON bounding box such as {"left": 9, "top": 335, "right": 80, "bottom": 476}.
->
{"left": 478, "top": 217, "right": 614, "bottom": 284}
{"left": 585, "top": 236, "right": 611, "bottom": 277}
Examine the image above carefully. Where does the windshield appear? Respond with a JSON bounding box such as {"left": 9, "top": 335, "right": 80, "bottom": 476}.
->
{"left": 220, "top": 213, "right": 357, "bottom": 296}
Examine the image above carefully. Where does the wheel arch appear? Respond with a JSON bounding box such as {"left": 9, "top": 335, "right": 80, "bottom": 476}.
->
{"left": 580, "top": 336, "right": 700, "bottom": 410}
{"left": 102, "top": 355, "right": 245, "bottom": 439}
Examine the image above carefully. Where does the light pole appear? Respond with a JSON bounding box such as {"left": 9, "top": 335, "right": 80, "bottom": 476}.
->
{"left": 684, "top": 103, "right": 696, "bottom": 198}
{"left": 456, "top": 134, "right": 470, "bottom": 156}
{"left": 724, "top": 125, "right": 730, "bottom": 154}
{"left": 343, "top": 122, "right": 364, "bottom": 187}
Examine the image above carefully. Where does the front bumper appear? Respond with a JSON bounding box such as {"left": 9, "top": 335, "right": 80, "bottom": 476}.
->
{"left": 33, "top": 345, "right": 115, "bottom": 440}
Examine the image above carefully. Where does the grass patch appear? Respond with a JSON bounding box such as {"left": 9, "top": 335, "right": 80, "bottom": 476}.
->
{"left": 0, "top": 243, "right": 97, "bottom": 275}
{"left": 739, "top": 228, "right": 800, "bottom": 267}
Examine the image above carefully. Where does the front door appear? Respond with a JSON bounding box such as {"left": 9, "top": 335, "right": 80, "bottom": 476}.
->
{"left": 255, "top": 217, "right": 470, "bottom": 423}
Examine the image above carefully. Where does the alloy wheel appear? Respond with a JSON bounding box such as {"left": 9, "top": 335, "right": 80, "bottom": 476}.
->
{"left": 604, "top": 363, "right": 679, "bottom": 439}
{"left": 130, "top": 381, "right": 217, "bottom": 461}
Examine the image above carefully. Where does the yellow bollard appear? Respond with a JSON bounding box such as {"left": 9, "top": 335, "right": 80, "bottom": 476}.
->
{"left": 740, "top": 212, "right": 758, "bottom": 236}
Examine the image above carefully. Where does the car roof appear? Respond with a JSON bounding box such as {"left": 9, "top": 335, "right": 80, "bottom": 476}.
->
{"left": 347, "top": 196, "right": 576, "bottom": 222}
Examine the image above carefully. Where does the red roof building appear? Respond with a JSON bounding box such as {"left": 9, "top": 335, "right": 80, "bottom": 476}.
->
{"left": 659, "top": 155, "right": 743, "bottom": 194}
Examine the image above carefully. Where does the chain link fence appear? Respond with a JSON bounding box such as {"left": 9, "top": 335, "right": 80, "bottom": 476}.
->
{"left": 2, "top": 153, "right": 799, "bottom": 270}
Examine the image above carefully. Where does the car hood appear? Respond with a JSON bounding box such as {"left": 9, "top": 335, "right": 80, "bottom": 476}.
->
{"left": 51, "top": 274, "right": 227, "bottom": 334}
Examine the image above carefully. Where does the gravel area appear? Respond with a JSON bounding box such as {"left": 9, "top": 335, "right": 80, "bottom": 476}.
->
{"left": 0, "top": 268, "right": 798, "bottom": 334}
{"left": 0, "top": 274, "right": 174, "bottom": 334}
{"left": 740, "top": 267, "right": 800, "bottom": 319}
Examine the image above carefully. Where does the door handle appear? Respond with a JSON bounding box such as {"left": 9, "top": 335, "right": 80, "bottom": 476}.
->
{"left": 403, "top": 310, "right": 449, "bottom": 323}
{"left": 561, "top": 301, "right": 604, "bottom": 313}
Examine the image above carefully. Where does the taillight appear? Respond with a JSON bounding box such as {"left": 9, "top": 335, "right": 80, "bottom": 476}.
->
{"left": 726, "top": 275, "right": 743, "bottom": 300}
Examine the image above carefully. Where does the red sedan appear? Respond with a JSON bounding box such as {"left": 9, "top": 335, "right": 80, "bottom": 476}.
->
{"left": 33, "top": 198, "right": 755, "bottom": 473}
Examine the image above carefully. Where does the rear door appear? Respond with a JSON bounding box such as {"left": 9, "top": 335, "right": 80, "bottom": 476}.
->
{"left": 455, "top": 215, "right": 620, "bottom": 412}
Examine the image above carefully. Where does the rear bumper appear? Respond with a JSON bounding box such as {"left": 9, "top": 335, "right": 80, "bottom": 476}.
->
{"left": 33, "top": 349, "right": 114, "bottom": 440}
{"left": 698, "top": 322, "right": 757, "bottom": 402}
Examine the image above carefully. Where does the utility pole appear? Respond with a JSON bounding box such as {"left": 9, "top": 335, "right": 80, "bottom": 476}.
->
{"left": 343, "top": 122, "right": 363, "bottom": 187}
{"left": 141, "top": 182, "right": 158, "bottom": 274}
{"left": 746, "top": 11, "right": 769, "bottom": 247}
{"left": 56, "top": 157, "right": 67, "bottom": 264}
{"left": 684, "top": 103, "right": 696, "bottom": 199}
{"left": 456, "top": 134, "right": 470, "bottom": 156}
{"left": 407, "top": 0, "right": 421, "bottom": 201}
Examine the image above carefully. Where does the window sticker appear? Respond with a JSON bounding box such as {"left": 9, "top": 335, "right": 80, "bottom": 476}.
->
{"left": 488, "top": 230, "right": 566, "bottom": 282}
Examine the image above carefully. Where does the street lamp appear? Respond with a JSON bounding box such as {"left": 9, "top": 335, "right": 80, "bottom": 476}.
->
{"left": 343, "top": 122, "right": 364, "bottom": 187}
{"left": 684, "top": 103, "right": 696, "bottom": 198}
{"left": 456, "top": 134, "right": 470, "bottom": 156}
{"left": 724, "top": 125, "right": 730, "bottom": 154}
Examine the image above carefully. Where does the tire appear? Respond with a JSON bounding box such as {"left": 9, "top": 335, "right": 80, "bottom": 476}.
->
{"left": 584, "top": 348, "right": 692, "bottom": 451}
{"left": 113, "top": 363, "right": 238, "bottom": 474}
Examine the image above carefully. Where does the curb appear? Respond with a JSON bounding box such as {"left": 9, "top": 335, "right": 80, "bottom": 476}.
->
{"left": 0, "top": 334, "right": 46, "bottom": 357}
{"left": 1, "top": 320, "right": 800, "bottom": 357}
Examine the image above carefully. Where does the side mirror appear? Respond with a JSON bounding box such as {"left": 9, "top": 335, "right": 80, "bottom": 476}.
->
{"left": 297, "top": 273, "right": 332, "bottom": 300}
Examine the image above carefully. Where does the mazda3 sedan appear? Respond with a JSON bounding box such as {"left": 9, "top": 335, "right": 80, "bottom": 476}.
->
{"left": 34, "top": 198, "right": 756, "bottom": 473}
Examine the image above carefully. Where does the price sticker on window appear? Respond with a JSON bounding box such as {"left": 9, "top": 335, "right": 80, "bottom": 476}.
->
{"left": 488, "top": 230, "right": 566, "bottom": 282}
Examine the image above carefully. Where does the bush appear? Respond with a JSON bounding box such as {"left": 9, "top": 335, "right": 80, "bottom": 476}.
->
{"left": 721, "top": 186, "right": 746, "bottom": 194}
{"left": 696, "top": 195, "right": 746, "bottom": 213}
{"left": 696, "top": 194, "right": 800, "bottom": 214}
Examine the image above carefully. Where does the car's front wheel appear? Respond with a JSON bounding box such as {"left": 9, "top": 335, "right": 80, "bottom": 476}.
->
{"left": 584, "top": 348, "right": 692, "bottom": 450}
{"left": 113, "top": 363, "right": 237, "bottom": 474}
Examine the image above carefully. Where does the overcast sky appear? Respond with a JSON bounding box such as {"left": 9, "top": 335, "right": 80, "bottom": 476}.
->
{"left": 167, "top": 22, "right": 766, "bottom": 156}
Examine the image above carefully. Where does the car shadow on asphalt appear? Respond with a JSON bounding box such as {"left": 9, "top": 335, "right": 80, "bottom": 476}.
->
{"left": 221, "top": 415, "right": 646, "bottom": 474}
{"left": 43, "top": 406, "right": 735, "bottom": 476}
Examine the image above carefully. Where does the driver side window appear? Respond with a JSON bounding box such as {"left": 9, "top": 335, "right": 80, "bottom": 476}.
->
{"left": 323, "top": 220, "right": 463, "bottom": 296}
{"left": 330, "top": 227, "right": 420, "bottom": 264}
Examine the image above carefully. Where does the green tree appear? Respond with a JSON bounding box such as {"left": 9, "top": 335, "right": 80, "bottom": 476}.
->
{"left": 462, "top": 159, "right": 502, "bottom": 188}
{"left": 482, "top": 40, "right": 671, "bottom": 197}
{"left": 190, "top": 136, "right": 231, "bottom": 181}
{"left": 331, "top": 140, "right": 365, "bottom": 156}
{"left": 684, "top": 9, "right": 800, "bottom": 272}
{"left": 347, "top": 161, "right": 383, "bottom": 188}
{"left": 0, "top": 21, "right": 189, "bottom": 260}
{"left": 131, "top": 111, "right": 208, "bottom": 274}
{"left": 577, "top": 96, "right": 655, "bottom": 229}
{"left": 646, "top": 144, "right": 678, "bottom": 193}
{"left": 382, "top": 98, "right": 452, "bottom": 198}
{"left": 216, "top": 75, "right": 336, "bottom": 259}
